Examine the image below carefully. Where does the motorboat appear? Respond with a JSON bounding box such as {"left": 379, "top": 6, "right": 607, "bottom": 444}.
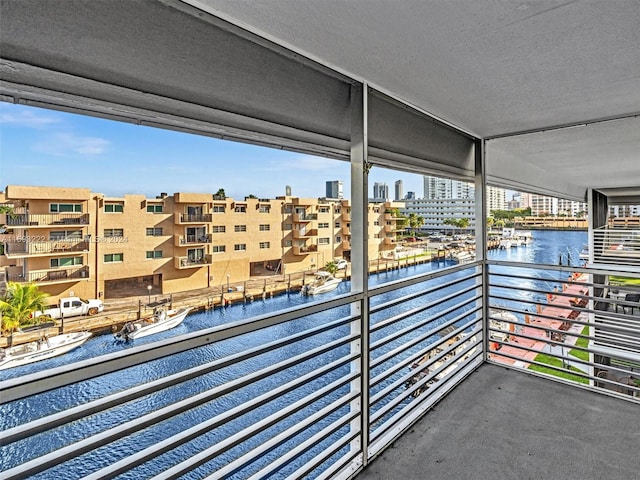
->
{"left": 114, "top": 306, "right": 193, "bottom": 342}
{"left": 0, "top": 331, "right": 92, "bottom": 370}
{"left": 499, "top": 227, "right": 533, "bottom": 249}
{"left": 449, "top": 250, "right": 475, "bottom": 264}
{"left": 301, "top": 271, "right": 342, "bottom": 295}
{"left": 489, "top": 309, "right": 517, "bottom": 343}
{"left": 406, "top": 329, "right": 478, "bottom": 398}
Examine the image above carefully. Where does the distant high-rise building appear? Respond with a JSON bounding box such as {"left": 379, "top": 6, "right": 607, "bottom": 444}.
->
{"left": 373, "top": 182, "right": 389, "bottom": 201}
{"left": 486, "top": 186, "right": 507, "bottom": 214}
{"left": 285, "top": 185, "right": 292, "bottom": 196}
{"left": 406, "top": 191, "right": 416, "bottom": 200}
{"left": 325, "top": 180, "right": 343, "bottom": 199}
{"left": 423, "top": 175, "right": 474, "bottom": 199}
{"left": 394, "top": 180, "right": 403, "bottom": 201}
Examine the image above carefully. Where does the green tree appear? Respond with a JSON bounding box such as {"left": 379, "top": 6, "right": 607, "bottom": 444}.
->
{"left": 0, "top": 282, "right": 50, "bottom": 335}
{"left": 214, "top": 188, "right": 226, "bottom": 200}
{"left": 323, "top": 261, "right": 338, "bottom": 275}
{"left": 443, "top": 217, "right": 470, "bottom": 231}
{"left": 407, "top": 213, "right": 424, "bottom": 235}
{"left": 246, "top": 194, "right": 258, "bottom": 199}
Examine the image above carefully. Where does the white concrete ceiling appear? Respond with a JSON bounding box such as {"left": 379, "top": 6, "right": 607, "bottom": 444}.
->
{"left": 193, "top": 0, "right": 640, "bottom": 199}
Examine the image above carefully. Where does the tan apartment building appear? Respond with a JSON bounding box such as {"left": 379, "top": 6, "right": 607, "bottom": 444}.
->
{"left": 1, "top": 186, "right": 401, "bottom": 302}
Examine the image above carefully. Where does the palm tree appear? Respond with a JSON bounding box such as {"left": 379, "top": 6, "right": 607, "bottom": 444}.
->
{"left": 323, "top": 261, "right": 338, "bottom": 275}
{"left": 407, "top": 213, "right": 425, "bottom": 236}
{"left": 0, "top": 282, "right": 50, "bottom": 335}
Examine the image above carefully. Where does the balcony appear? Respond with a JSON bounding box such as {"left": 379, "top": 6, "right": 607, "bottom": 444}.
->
{"left": 3, "top": 239, "right": 89, "bottom": 258}
{"left": 6, "top": 266, "right": 89, "bottom": 284}
{"left": 176, "top": 213, "right": 212, "bottom": 224}
{"left": 174, "top": 233, "right": 212, "bottom": 246}
{"left": 341, "top": 225, "right": 351, "bottom": 236}
{"left": 383, "top": 236, "right": 397, "bottom": 245}
{"left": 292, "top": 213, "right": 317, "bottom": 222}
{"left": 175, "top": 254, "right": 212, "bottom": 269}
{"left": 292, "top": 228, "right": 317, "bottom": 239}
{"left": 292, "top": 244, "right": 318, "bottom": 255}
{"left": 2, "top": 213, "right": 90, "bottom": 227}
{"left": 341, "top": 240, "right": 351, "bottom": 250}
{"left": 341, "top": 211, "right": 351, "bottom": 222}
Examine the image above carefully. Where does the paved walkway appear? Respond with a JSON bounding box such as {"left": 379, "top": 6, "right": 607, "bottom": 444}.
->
{"left": 490, "top": 274, "right": 590, "bottom": 370}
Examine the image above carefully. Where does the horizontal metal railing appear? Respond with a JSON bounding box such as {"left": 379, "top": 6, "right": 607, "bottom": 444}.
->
{"left": 4, "top": 213, "right": 90, "bottom": 226}
{"left": 364, "top": 263, "right": 484, "bottom": 457}
{"left": 0, "top": 293, "right": 364, "bottom": 480}
{"left": 593, "top": 227, "right": 640, "bottom": 267}
{"left": 0, "top": 259, "right": 486, "bottom": 480}
{"left": 487, "top": 260, "right": 640, "bottom": 401}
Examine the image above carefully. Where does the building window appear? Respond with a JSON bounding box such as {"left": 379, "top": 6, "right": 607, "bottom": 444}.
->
{"left": 336, "top": 236, "right": 341, "bottom": 243}
{"left": 146, "top": 204, "right": 163, "bottom": 213}
{"left": 319, "top": 207, "right": 330, "bottom": 213}
{"left": 104, "top": 203, "right": 123, "bottom": 213}
{"left": 335, "top": 222, "right": 341, "bottom": 228}
{"left": 284, "top": 240, "right": 292, "bottom": 247}
{"left": 374, "top": 221, "right": 380, "bottom": 226}
{"left": 212, "top": 245, "right": 226, "bottom": 253}
{"left": 50, "top": 203, "right": 82, "bottom": 213}
{"left": 146, "top": 250, "right": 163, "bottom": 259}
{"left": 318, "top": 222, "right": 329, "bottom": 229}
{"left": 259, "top": 242, "right": 270, "bottom": 249}
{"left": 104, "top": 253, "right": 124, "bottom": 263}
{"left": 50, "top": 230, "right": 83, "bottom": 240}
{"left": 104, "top": 229, "right": 124, "bottom": 238}
{"left": 212, "top": 225, "right": 226, "bottom": 233}
{"left": 213, "top": 205, "right": 226, "bottom": 213}
{"left": 234, "top": 225, "right": 247, "bottom": 232}
{"left": 318, "top": 238, "right": 330, "bottom": 245}
{"left": 284, "top": 223, "right": 292, "bottom": 231}
{"left": 50, "top": 257, "right": 82, "bottom": 268}
{"left": 146, "top": 227, "right": 163, "bottom": 236}
{"left": 234, "top": 205, "right": 247, "bottom": 213}
{"left": 283, "top": 205, "right": 293, "bottom": 214}
{"left": 335, "top": 207, "right": 341, "bottom": 214}
{"left": 259, "top": 205, "right": 271, "bottom": 213}
{"left": 234, "top": 244, "right": 247, "bottom": 251}
{"left": 259, "top": 224, "right": 270, "bottom": 231}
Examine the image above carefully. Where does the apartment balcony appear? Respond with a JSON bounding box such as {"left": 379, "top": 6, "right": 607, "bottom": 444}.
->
{"left": 341, "top": 211, "right": 351, "bottom": 222}
{"left": 383, "top": 224, "right": 397, "bottom": 233}
{"left": 592, "top": 227, "right": 640, "bottom": 268}
{"left": 6, "top": 265, "right": 89, "bottom": 284}
{"left": 341, "top": 240, "right": 351, "bottom": 250}
{"left": 383, "top": 236, "right": 397, "bottom": 245}
{"left": 341, "top": 226, "right": 351, "bottom": 236}
{"left": 175, "top": 254, "right": 213, "bottom": 269}
{"left": 3, "top": 239, "right": 89, "bottom": 258}
{"left": 175, "top": 213, "right": 213, "bottom": 224}
{"left": 292, "top": 213, "right": 317, "bottom": 223}
{"left": 292, "top": 244, "right": 317, "bottom": 255}
{"left": 174, "top": 233, "right": 212, "bottom": 246}
{"left": 2, "top": 213, "right": 90, "bottom": 227}
{"left": 292, "top": 228, "right": 317, "bottom": 239}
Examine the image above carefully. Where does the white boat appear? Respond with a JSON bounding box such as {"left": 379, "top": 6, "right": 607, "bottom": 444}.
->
{"left": 579, "top": 244, "right": 589, "bottom": 261}
{"left": 489, "top": 308, "right": 517, "bottom": 343}
{"left": 450, "top": 250, "right": 475, "bottom": 264}
{"left": 114, "top": 306, "right": 193, "bottom": 342}
{"left": 301, "top": 271, "right": 342, "bottom": 295}
{"left": 499, "top": 227, "right": 533, "bottom": 249}
{"left": 0, "top": 331, "right": 92, "bottom": 370}
{"left": 406, "top": 329, "right": 478, "bottom": 397}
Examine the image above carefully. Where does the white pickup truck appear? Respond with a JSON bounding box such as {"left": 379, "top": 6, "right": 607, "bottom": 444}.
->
{"left": 34, "top": 297, "right": 104, "bottom": 319}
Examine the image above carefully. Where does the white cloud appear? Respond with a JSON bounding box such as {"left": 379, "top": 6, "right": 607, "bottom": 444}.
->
{"left": 34, "top": 133, "right": 110, "bottom": 156}
{"left": 0, "top": 107, "right": 61, "bottom": 129}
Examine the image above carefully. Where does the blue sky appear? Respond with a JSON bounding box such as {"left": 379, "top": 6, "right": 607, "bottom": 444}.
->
{"left": 0, "top": 103, "right": 426, "bottom": 200}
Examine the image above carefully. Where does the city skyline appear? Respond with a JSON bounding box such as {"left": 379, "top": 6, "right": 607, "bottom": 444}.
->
{"left": 0, "top": 103, "right": 425, "bottom": 201}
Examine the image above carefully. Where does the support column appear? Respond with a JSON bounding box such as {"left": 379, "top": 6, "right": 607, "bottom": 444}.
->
{"left": 350, "top": 82, "right": 370, "bottom": 466}
{"left": 474, "top": 139, "right": 489, "bottom": 360}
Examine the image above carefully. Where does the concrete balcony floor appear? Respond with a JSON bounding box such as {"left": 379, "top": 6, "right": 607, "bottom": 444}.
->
{"left": 358, "top": 364, "right": 638, "bottom": 480}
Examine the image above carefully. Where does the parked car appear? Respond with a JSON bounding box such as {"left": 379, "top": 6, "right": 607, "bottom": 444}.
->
{"left": 335, "top": 259, "right": 348, "bottom": 270}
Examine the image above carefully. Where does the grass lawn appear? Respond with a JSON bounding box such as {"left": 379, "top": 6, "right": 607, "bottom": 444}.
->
{"left": 609, "top": 276, "right": 640, "bottom": 286}
{"left": 568, "top": 326, "right": 590, "bottom": 362}
{"left": 528, "top": 352, "right": 589, "bottom": 384}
